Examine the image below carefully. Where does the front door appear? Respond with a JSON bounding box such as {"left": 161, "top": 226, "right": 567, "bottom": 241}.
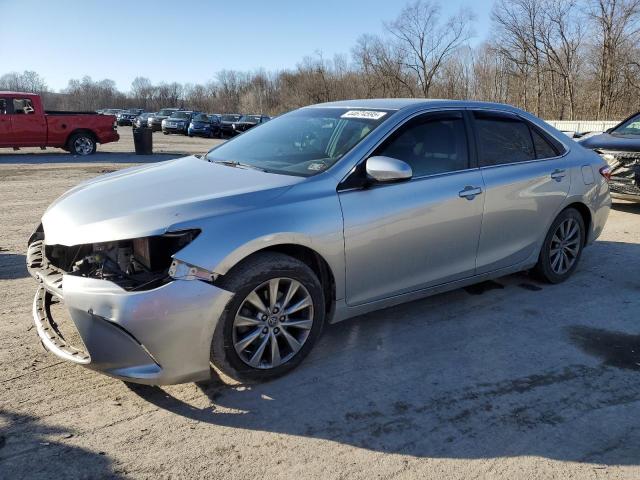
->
{"left": 339, "top": 111, "right": 485, "bottom": 306}
{"left": 9, "top": 97, "right": 46, "bottom": 146}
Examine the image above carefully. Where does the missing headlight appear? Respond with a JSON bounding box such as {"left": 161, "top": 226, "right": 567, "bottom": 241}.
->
{"left": 51, "top": 229, "right": 201, "bottom": 291}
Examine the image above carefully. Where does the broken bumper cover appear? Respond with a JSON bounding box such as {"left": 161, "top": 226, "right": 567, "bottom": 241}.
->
{"left": 599, "top": 150, "right": 640, "bottom": 202}
{"left": 29, "top": 249, "right": 233, "bottom": 385}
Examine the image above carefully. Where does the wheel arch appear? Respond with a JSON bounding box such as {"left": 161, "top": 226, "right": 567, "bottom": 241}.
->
{"left": 65, "top": 128, "right": 98, "bottom": 148}
{"left": 215, "top": 243, "right": 337, "bottom": 320}
{"left": 562, "top": 202, "right": 592, "bottom": 246}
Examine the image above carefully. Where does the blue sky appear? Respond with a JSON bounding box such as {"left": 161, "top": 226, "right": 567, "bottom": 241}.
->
{"left": 0, "top": 0, "right": 493, "bottom": 91}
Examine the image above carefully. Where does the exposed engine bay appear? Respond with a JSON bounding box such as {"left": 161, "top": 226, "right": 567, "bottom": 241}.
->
{"left": 41, "top": 229, "right": 201, "bottom": 291}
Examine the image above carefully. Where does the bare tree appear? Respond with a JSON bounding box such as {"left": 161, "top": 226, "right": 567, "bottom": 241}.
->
{"left": 385, "top": 0, "right": 474, "bottom": 97}
{"left": 588, "top": 0, "right": 640, "bottom": 118}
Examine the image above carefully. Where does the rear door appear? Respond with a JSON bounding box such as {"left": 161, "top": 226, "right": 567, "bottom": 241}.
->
{"left": 0, "top": 98, "right": 10, "bottom": 146}
{"left": 339, "top": 110, "right": 485, "bottom": 305}
{"left": 9, "top": 97, "right": 46, "bottom": 146}
{"left": 470, "top": 110, "right": 570, "bottom": 274}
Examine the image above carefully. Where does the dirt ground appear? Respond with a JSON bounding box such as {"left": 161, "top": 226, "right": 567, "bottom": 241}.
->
{"left": 1, "top": 131, "right": 640, "bottom": 479}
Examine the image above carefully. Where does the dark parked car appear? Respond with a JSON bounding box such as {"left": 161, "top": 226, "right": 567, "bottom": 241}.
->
{"left": 134, "top": 112, "right": 155, "bottom": 129}
{"left": 187, "top": 113, "right": 220, "bottom": 138}
{"left": 231, "top": 114, "right": 271, "bottom": 135}
{"left": 579, "top": 111, "right": 640, "bottom": 202}
{"left": 162, "top": 111, "right": 200, "bottom": 135}
{"left": 149, "top": 108, "right": 181, "bottom": 131}
{"left": 117, "top": 108, "right": 144, "bottom": 126}
{"left": 219, "top": 114, "right": 243, "bottom": 137}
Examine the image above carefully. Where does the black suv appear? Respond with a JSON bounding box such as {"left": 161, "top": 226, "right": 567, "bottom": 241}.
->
{"left": 149, "top": 108, "right": 181, "bottom": 131}
{"left": 162, "top": 111, "right": 201, "bottom": 135}
{"left": 580, "top": 112, "right": 640, "bottom": 202}
{"left": 231, "top": 114, "right": 271, "bottom": 135}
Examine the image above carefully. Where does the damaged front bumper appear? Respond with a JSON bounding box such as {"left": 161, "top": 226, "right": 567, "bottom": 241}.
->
{"left": 28, "top": 239, "right": 233, "bottom": 385}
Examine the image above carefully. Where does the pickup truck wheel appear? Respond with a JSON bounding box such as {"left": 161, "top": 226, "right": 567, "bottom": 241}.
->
{"left": 211, "top": 252, "right": 325, "bottom": 382}
{"left": 68, "top": 133, "right": 96, "bottom": 156}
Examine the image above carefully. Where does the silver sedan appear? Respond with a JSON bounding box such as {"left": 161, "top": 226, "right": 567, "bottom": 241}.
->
{"left": 27, "top": 99, "right": 611, "bottom": 385}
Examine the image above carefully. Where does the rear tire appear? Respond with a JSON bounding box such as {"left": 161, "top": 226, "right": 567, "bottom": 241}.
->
{"left": 533, "top": 208, "right": 585, "bottom": 284}
{"left": 68, "top": 133, "right": 96, "bottom": 156}
{"left": 211, "top": 252, "right": 325, "bottom": 382}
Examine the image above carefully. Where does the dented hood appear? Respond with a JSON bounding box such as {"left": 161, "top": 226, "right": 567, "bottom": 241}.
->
{"left": 42, "top": 155, "right": 303, "bottom": 246}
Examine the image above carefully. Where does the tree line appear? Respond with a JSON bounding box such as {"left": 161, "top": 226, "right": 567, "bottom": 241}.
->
{"left": 2, "top": 0, "right": 640, "bottom": 120}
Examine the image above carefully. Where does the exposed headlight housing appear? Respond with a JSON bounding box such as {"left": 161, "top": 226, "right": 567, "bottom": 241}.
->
{"left": 168, "top": 259, "right": 215, "bottom": 282}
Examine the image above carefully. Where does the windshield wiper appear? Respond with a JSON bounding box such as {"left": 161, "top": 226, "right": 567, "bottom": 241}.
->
{"left": 211, "top": 159, "right": 268, "bottom": 172}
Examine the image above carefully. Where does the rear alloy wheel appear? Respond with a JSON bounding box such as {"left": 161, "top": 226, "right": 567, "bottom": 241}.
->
{"left": 68, "top": 133, "right": 96, "bottom": 156}
{"left": 534, "top": 208, "right": 585, "bottom": 283}
{"left": 211, "top": 252, "right": 325, "bottom": 382}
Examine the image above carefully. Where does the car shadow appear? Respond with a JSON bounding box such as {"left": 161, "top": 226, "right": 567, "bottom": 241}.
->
{"left": 124, "top": 240, "right": 640, "bottom": 465}
{"left": 0, "top": 252, "right": 28, "bottom": 279}
{"left": 0, "top": 152, "right": 184, "bottom": 165}
{"left": 0, "top": 409, "right": 125, "bottom": 479}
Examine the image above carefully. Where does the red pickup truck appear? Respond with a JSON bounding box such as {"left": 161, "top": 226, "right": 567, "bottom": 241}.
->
{"left": 0, "top": 92, "right": 119, "bottom": 155}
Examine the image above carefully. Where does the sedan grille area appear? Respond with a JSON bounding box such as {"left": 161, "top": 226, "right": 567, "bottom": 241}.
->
{"left": 28, "top": 230, "right": 200, "bottom": 292}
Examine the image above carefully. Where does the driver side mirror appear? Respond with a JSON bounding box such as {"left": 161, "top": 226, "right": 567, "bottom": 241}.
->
{"left": 366, "top": 156, "right": 413, "bottom": 184}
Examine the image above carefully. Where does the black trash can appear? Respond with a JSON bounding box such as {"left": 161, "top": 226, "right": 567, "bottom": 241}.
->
{"left": 133, "top": 127, "right": 153, "bottom": 155}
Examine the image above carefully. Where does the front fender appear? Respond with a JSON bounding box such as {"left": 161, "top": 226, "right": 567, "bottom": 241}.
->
{"left": 172, "top": 189, "right": 346, "bottom": 300}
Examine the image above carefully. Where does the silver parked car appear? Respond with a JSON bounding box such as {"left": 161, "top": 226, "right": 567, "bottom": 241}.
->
{"left": 27, "top": 99, "right": 611, "bottom": 385}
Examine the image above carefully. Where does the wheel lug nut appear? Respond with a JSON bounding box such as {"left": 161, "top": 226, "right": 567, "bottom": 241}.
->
{"left": 274, "top": 327, "right": 280, "bottom": 334}
{"left": 273, "top": 307, "right": 279, "bottom": 314}
{"left": 261, "top": 314, "right": 268, "bottom": 321}
{"left": 262, "top": 327, "right": 268, "bottom": 334}
{"left": 280, "top": 316, "right": 285, "bottom": 321}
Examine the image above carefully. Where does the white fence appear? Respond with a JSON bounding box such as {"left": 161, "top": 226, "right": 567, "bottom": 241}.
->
{"left": 544, "top": 119, "right": 619, "bottom": 133}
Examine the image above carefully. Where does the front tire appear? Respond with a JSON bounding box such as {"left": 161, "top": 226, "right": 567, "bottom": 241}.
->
{"left": 211, "top": 252, "right": 325, "bottom": 382}
{"left": 68, "top": 133, "right": 96, "bottom": 156}
{"left": 533, "top": 208, "right": 585, "bottom": 283}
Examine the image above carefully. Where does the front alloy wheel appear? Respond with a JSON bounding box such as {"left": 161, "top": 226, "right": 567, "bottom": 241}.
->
{"left": 210, "top": 252, "right": 325, "bottom": 382}
{"left": 232, "top": 278, "right": 313, "bottom": 369}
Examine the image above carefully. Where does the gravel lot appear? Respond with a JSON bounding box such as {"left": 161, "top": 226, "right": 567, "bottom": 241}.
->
{"left": 1, "top": 130, "right": 640, "bottom": 479}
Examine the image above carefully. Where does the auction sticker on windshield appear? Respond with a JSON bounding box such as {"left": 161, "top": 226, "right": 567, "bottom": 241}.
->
{"left": 340, "top": 110, "right": 387, "bottom": 120}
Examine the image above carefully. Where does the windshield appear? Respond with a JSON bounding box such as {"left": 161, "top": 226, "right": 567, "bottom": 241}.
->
{"left": 205, "top": 107, "right": 391, "bottom": 177}
{"left": 222, "top": 114, "right": 242, "bottom": 122}
{"left": 193, "top": 113, "right": 209, "bottom": 122}
{"left": 241, "top": 115, "right": 261, "bottom": 123}
{"left": 170, "top": 112, "right": 190, "bottom": 120}
{"left": 612, "top": 113, "right": 640, "bottom": 136}
{"left": 158, "top": 109, "right": 178, "bottom": 116}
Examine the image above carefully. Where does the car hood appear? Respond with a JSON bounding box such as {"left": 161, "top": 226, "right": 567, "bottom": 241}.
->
{"left": 579, "top": 132, "right": 640, "bottom": 151}
{"left": 42, "top": 156, "right": 304, "bottom": 246}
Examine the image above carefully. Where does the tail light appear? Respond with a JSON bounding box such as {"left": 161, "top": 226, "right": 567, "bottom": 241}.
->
{"left": 599, "top": 165, "right": 612, "bottom": 181}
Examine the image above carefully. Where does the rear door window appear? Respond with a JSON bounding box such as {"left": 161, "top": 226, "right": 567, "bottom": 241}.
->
{"left": 531, "top": 128, "right": 560, "bottom": 159}
{"left": 0, "top": 99, "right": 7, "bottom": 115}
{"left": 473, "top": 112, "right": 535, "bottom": 166}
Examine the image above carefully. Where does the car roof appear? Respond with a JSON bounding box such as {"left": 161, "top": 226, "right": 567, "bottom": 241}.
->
{"left": 307, "top": 98, "right": 522, "bottom": 113}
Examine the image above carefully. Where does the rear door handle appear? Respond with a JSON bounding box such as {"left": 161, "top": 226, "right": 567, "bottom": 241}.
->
{"left": 459, "top": 186, "right": 483, "bottom": 200}
{"left": 551, "top": 168, "right": 566, "bottom": 181}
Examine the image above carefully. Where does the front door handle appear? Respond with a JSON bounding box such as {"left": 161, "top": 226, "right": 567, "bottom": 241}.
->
{"left": 551, "top": 168, "right": 566, "bottom": 181}
{"left": 459, "top": 185, "right": 483, "bottom": 200}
